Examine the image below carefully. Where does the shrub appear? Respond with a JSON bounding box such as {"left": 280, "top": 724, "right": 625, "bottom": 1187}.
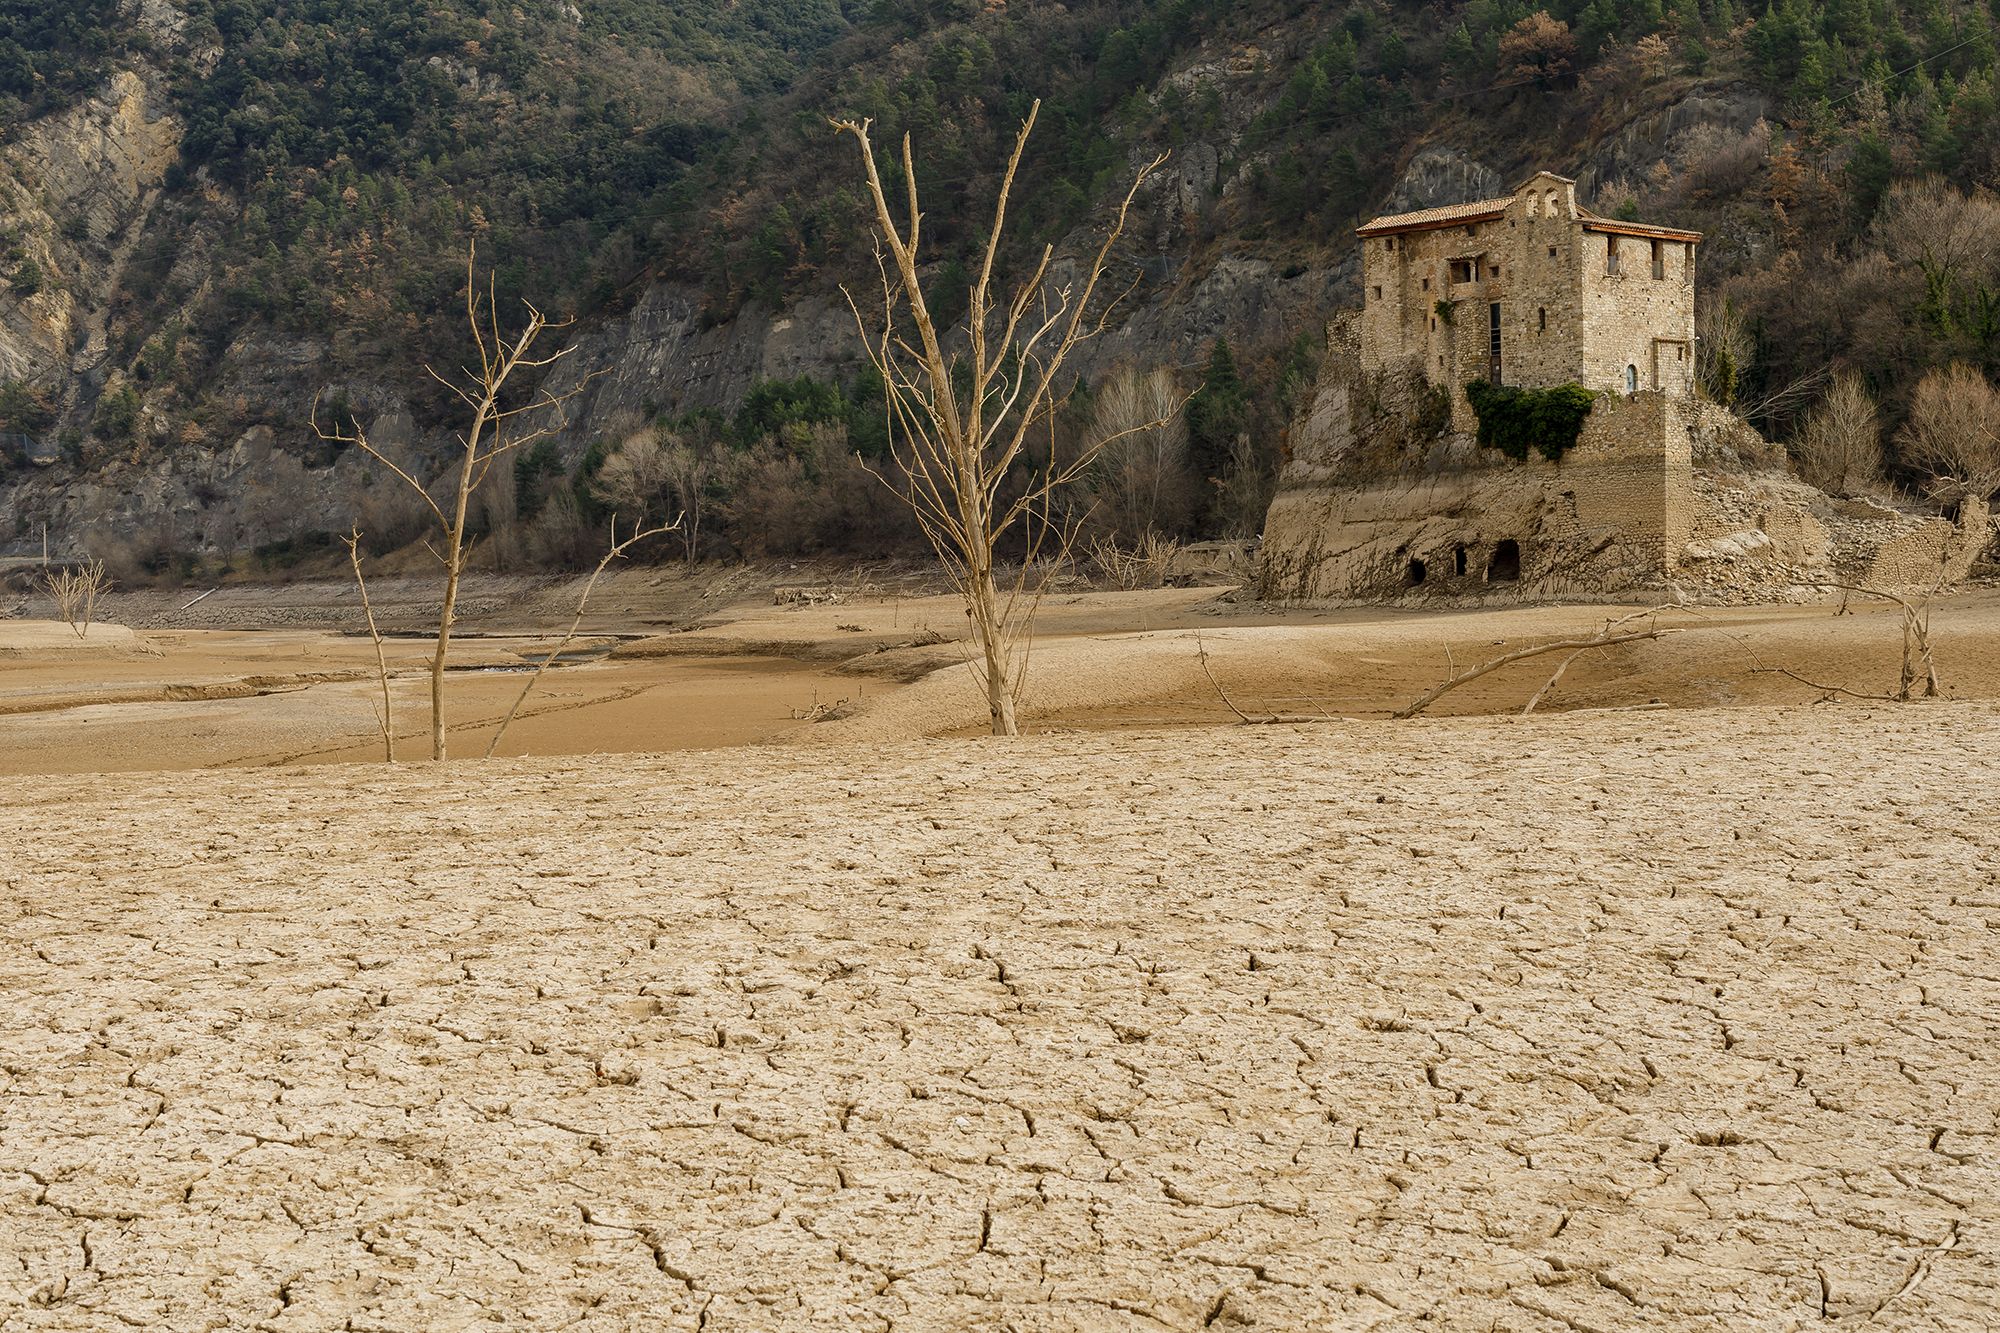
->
{"left": 1465, "top": 380, "right": 1596, "bottom": 462}
{"left": 1794, "top": 371, "right": 1883, "bottom": 497}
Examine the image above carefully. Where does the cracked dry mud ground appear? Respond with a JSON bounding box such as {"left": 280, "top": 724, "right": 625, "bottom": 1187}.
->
{"left": 3, "top": 707, "right": 1997, "bottom": 1331}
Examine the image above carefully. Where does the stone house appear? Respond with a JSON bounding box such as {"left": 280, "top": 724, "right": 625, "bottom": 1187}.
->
{"left": 1356, "top": 171, "right": 1699, "bottom": 428}
{"left": 1255, "top": 173, "right": 1989, "bottom": 601}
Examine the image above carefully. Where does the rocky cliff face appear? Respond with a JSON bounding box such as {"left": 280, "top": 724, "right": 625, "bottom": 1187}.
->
{"left": 0, "top": 68, "right": 182, "bottom": 400}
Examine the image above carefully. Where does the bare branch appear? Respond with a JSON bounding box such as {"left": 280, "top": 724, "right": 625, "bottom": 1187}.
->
{"left": 343, "top": 526, "right": 396, "bottom": 762}
{"left": 484, "top": 512, "right": 682, "bottom": 758}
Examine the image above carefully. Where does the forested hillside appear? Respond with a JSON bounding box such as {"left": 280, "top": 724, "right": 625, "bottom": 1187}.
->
{"left": 3, "top": 0, "right": 2000, "bottom": 570}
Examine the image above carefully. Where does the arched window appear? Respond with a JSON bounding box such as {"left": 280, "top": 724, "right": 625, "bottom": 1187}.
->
{"left": 1624, "top": 364, "right": 1638, "bottom": 394}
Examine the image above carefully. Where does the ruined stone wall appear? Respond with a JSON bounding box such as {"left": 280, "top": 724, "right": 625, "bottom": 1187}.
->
{"left": 1565, "top": 391, "right": 1693, "bottom": 568}
{"left": 1856, "top": 495, "right": 1991, "bottom": 588}
{"left": 1359, "top": 226, "right": 1483, "bottom": 390}
{"left": 1258, "top": 394, "right": 1691, "bottom": 600}
{"left": 1258, "top": 466, "right": 1665, "bottom": 602}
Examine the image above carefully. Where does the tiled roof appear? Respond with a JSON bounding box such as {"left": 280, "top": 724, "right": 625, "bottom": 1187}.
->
{"left": 1355, "top": 196, "right": 1513, "bottom": 236}
{"left": 1576, "top": 207, "right": 1703, "bottom": 241}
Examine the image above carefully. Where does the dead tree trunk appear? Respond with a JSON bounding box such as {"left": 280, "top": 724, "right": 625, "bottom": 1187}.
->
{"left": 833, "top": 105, "right": 1172, "bottom": 736}
{"left": 315, "top": 245, "right": 590, "bottom": 760}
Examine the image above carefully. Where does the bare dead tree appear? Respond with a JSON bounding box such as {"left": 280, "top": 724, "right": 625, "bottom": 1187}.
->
{"left": 40, "top": 558, "right": 109, "bottom": 639}
{"left": 832, "top": 102, "right": 1170, "bottom": 735}
{"left": 341, "top": 527, "right": 397, "bottom": 762}
{"left": 314, "top": 245, "right": 591, "bottom": 760}
{"left": 484, "top": 512, "right": 680, "bottom": 758}
{"left": 1090, "top": 531, "right": 1181, "bottom": 590}
{"left": 1747, "top": 579, "right": 1943, "bottom": 702}
{"left": 1899, "top": 363, "right": 2000, "bottom": 506}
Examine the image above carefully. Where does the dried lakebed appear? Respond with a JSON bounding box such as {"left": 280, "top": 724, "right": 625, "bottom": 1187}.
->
{"left": 3, "top": 706, "right": 1997, "bottom": 1330}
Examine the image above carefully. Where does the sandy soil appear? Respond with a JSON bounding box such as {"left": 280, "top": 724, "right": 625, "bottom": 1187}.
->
{"left": 8, "top": 577, "right": 2000, "bottom": 773}
{"left": 3, "top": 706, "right": 1996, "bottom": 1329}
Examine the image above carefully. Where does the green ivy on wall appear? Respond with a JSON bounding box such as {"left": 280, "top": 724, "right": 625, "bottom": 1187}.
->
{"left": 1464, "top": 380, "right": 1596, "bottom": 462}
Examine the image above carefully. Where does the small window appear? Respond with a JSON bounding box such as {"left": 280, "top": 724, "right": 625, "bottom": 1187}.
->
{"left": 1651, "top": 239, "right": 1664, "bottom": 279}
{"left": 1547, "top": 246, "right": 1557, "bottom": 258}
{"left": 1491, "top": 264, "right": 1501, "bottom": 276}
{"left": 1625, "top": 364, "right": 1638, "bottom": 393}
{"left": 1489, "top": 540, "right": 1521, "bottom": 583}
{"left": 1438, "top": 355, "right": 1445, "bottom": 368}
{"left": 1385, "top": 236, "right": 1396, "bottom": 252}
{"left": 1421, "top": 277, "right": 1430, "bottom": 291}
{"left": 1537, "top": 307, "right": 1547, "bottom": 331}
{"left": 1371, "top": 285, "right": 1382, "bottom": 300}
{"left": 1449, "top": 259, "right": 1475, "bottom": 284}
{"left": 1453, "top": 544, "right": 1469, "bottom": 577}
{"left": 1606, "top": 236, "right": 1620, "bottom": 275}
{"left": 1430, "top": 316, "right": 1436, "bottom": 330}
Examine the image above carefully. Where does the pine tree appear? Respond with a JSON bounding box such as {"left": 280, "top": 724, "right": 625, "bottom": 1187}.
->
{"left": 1187, "top": 340, "right": 1250, "bottom": 532}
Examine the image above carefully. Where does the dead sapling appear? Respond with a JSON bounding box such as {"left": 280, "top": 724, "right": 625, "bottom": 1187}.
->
{"left": 342, "top": 526, "right": 397, "bottom": 762}
{"left": 41, "top": 558, "right": 110, "bottom": 639}
{"left": 314, "top": 243, "right": 597, "bottom": 760}
{"left": 1747, "top": 578, "right": 1945, "bottom": 703}
{"left": 834, "top": 101, "right": 1174, "bottom": 736}
{"left": 483, "top": 511, "right": 681, "bottom": 758}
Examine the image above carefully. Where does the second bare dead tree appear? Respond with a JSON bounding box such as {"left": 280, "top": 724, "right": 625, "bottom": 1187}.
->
{"left": 40, "top": 558, "right": 110, "bottom": 639}
{"left": 316, "top": 246, "right": 588, "bottom": 760}
{"left": 833, "top": 103, "right": 1169, "bottom": 736}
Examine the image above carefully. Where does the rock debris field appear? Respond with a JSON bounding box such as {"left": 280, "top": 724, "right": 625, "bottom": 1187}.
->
{"left": 3, "top": 706, "right": 1998, "bottom": 1331}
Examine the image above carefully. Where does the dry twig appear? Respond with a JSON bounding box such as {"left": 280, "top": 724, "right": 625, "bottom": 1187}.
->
{"left": 342, "top": 527, "right": 396, "bottom": 762}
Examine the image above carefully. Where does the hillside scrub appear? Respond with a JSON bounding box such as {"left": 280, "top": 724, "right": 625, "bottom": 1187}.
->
{"left": 21, "top": 0, "right": 2000, "bottom": 557}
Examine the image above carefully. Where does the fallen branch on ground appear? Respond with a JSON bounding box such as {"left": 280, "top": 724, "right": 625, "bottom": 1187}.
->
{"left": 1193, "top": 632, "right": 1335, "bottom": 725}
{"left": 1396, "top": 608, "right": 1684, "bottom": 720}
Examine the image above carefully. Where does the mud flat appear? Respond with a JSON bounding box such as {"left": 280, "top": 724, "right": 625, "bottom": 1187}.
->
{"left": 8, "top": 581, "right": 2000, "bottom": 773}
{"left": 3, "top": 706, "right": 1998, "bottom": 1329}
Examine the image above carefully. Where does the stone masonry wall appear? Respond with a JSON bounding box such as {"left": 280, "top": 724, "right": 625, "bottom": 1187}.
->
{"left": 1360, "top": 176, "right": 1696, "bottom": 432}
{"left": 1258, "top": 393, "right": 1691, "bottom": 600}
{"left": 1578, "top": 230, "right": 1697, "bottom": 397}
